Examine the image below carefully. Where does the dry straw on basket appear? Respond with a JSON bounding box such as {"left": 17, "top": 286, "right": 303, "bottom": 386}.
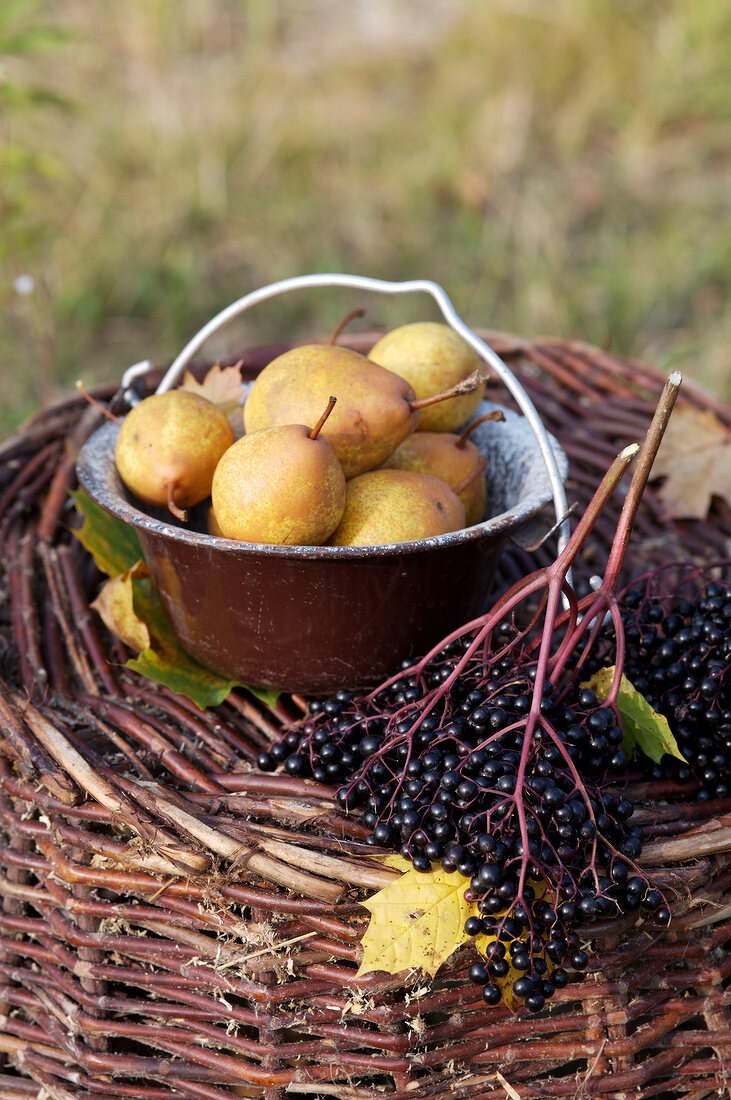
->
{"left": 1, "top": 332, "right": 730, "bottom": 1100}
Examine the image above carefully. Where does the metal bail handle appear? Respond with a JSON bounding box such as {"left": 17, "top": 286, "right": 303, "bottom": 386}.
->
{"left": 122, "top": 272, "right": 570, "bottom": 555}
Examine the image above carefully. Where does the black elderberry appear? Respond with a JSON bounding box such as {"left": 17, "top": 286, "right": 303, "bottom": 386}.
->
{"left": 285, "top": 754, "right": 309, "bottom": 777}
{"left": 570, "top": 950, "right": 588, "bottom": 971}
{"left": 488, "top": 954, "right": 510, "bottom": 981}
{"left": 557, "top": 901, "right": 576, "bottom": 922}
{"left": 484, "top": 939, "right": 507, "bottom": 960}
{"left": 372, "top": 823, "right": 392, "bottom": 846}
{"left": 465, "top": 916, "right": 483, "bottom": 937}
{"left": 457, "top": 855, "right": 478, "bottom": 878}
{"left": 545, "top": 937, "right": 566, "bottom": 962}
{"left": 512, "top": 976, "right": 535, "bottom": 999}
{"left": 482, "top": 983, "right": 502, "bottom": 1005}
{"left": 468, "top": 961, "right": 489, "bottom": 984}
{"left": 478, "top": 862, "right": 502, "bottom": 888}
{"left": 642, "top": 889, "right": 663, "bottom": 911}
{"left": 552, "top": 967, "right": 569, "bottom": 988}
{"left": 512, "top": 950, "right": 531, "bottom": 971}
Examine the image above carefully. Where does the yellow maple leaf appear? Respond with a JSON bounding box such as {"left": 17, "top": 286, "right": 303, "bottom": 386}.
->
{"left": 356, "top": 860, "right": 474, "bottom": 979}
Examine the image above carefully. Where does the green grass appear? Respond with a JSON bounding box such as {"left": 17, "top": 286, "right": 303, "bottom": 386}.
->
{"left": 2, "top": 0, "right": 730, "bottom": 438}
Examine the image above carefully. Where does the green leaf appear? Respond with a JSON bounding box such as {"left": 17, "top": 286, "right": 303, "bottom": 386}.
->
{"left": 246, "top": 684, "right": 281, "bottom": 709}
{"left": 583, "top": 665, "right": 686, "bottom": 765}
{"left": 127, "top": 648, "right": 235, "bottom": 710}
{"left": 72, "top": 488, "right": 280, "bottom": 710}
{"left": 70, "top": 487, "right": 143, "bottom": 577}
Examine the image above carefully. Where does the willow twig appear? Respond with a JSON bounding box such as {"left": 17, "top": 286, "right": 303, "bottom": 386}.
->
{"left": 13, "top": 695, "right": 211, "bottom": 876}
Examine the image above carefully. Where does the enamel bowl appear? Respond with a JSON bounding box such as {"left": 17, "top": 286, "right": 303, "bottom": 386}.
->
{"left": 76, "top": 393, "right": 566, "bottom": 695}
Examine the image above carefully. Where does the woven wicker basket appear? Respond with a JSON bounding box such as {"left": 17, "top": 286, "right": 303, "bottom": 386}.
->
{"left": 1, "top": 332, "right": 730, "bottom": 1100}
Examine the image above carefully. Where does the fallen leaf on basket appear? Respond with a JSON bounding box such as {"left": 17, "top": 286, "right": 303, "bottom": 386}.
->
{"left": 90, "top": 560, "right": 238, "bottom": 708}
{"left": 181, "top": 362, "right": 245, "bottom": 433}
{"left": 584, "top": 666, "right": 686, "bottom": 765}
{"left": 357, "top": 856, "right": 473, "bottom": 979}
{"left": 91, "top": 560, "right": 151, "bottom": 651}
{"left": 359, "top": 856, "right": 553, "bottom": 1012}
{"left": 652, "top": 404, "right": 731, "bottom": 519}
{"left": 70, "top": 487, "right": 143, "bottom": 577}
{"left": 71, "top": 488, "right": 279, "bottom": 710}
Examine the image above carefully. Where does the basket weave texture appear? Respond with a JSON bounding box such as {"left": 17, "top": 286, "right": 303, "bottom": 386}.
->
{"left": 1, "top": 333, "right": 730, "bottom": 1100}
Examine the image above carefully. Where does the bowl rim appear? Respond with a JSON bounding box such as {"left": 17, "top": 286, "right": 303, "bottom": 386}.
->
{"left": 76, "top": 410, "right": 567, "bottom": 561}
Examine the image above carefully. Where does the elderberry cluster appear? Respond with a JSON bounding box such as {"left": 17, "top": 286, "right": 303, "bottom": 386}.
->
{"left": 259, "top": 637, "right": 664, "bottom": 1013}
{"left": 591, "top": 577, "right": 731, "bottom": 798}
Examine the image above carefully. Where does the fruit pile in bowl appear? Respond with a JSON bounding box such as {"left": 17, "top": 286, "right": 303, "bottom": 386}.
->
{"left": 115, "top": 322, "right": 495, "bottom": 547}
{"left": 77, "top": 313, "right": 566, "bottom": 694}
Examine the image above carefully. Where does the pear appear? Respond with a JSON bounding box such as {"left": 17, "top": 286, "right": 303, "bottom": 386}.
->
{"left": 381, "top": 432, "right": 486, "bottom": 526}
{"left": 368, "top": 321, "right": 486, "bottom": 433}
{"left": 206, "top": 503, "right": 224, "bottom": 537}
{"left": 328, "top": 469, "right": 465, "bottom": 547}
{"left": 243, "top": 344, "right": 419, "bottom": 479}
{"left": 211, "top": 398, "right": 346, "bottom": 545}
{"left": 381, "top": 412, "right": 504, "bottom": 525}
{"left": 115, "top": 390, "right": 235, "bottom": 521}
{"left": 244, "top": 343, "right": 486, "bottom": 478}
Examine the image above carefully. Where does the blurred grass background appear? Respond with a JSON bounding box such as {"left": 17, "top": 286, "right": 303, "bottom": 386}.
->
{"left": 1, "top": 0, "right": 729, "bottom": 438}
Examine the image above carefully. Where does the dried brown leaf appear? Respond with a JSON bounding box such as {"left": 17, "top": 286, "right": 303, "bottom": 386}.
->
{"left": 652, "top": 404, "right": 731, "bottom": 519}
{"left": 181, "top": 362, "right": 244, "bottom": 430}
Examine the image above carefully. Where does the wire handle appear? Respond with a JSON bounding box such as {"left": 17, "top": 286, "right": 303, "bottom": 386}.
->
{"left": 120, "top": 272, "right": 569, "bottom": 555}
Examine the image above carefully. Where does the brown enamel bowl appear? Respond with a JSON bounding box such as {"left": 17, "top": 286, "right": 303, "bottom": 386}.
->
{"left": 76, "top": 404, "right": 566, "bottom": 694}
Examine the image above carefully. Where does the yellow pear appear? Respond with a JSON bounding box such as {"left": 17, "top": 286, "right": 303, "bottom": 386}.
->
{"left": 368, "top": 321, "right": 486, "bottom": 432}
{"left": 206, "top": 503, "right": 224, "bottom": 537}
{"left": 382, "top": 432, "right": 486, "bottom": 526}
{"left": 211, "top": 399, "right": 346, "bottom": 545}
{"left": 243, "top": 344, "right": 419, "bottom": 479}
{"left": 328, "top": 469, "right": 465, "bottom": 547}
{"left": 115, "top": 390, "right": 235, "bottom": 521}
{"left": 381, "top": 412, "right": 503, "bottom": 525}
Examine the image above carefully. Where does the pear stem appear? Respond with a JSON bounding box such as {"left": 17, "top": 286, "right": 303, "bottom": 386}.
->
{"left": 329, "top": 308, "right": 365, "bottom": 346}
{"left": 75, "top": 381, "right": 120, "bottom": 424}
{"left": 309, "top": 396, "right": 337, "bottom": 440}
{"left": 166, "top": 481, "right": 188, "bottom": 523}
{"left": 453, "top": 455, "right": 488, "bottom": 497}
{"left": 408, "top": 367, "right": 487, "bottom": 411}
{"left": 456, "top": 409, "right": 505, "bottom": 448}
